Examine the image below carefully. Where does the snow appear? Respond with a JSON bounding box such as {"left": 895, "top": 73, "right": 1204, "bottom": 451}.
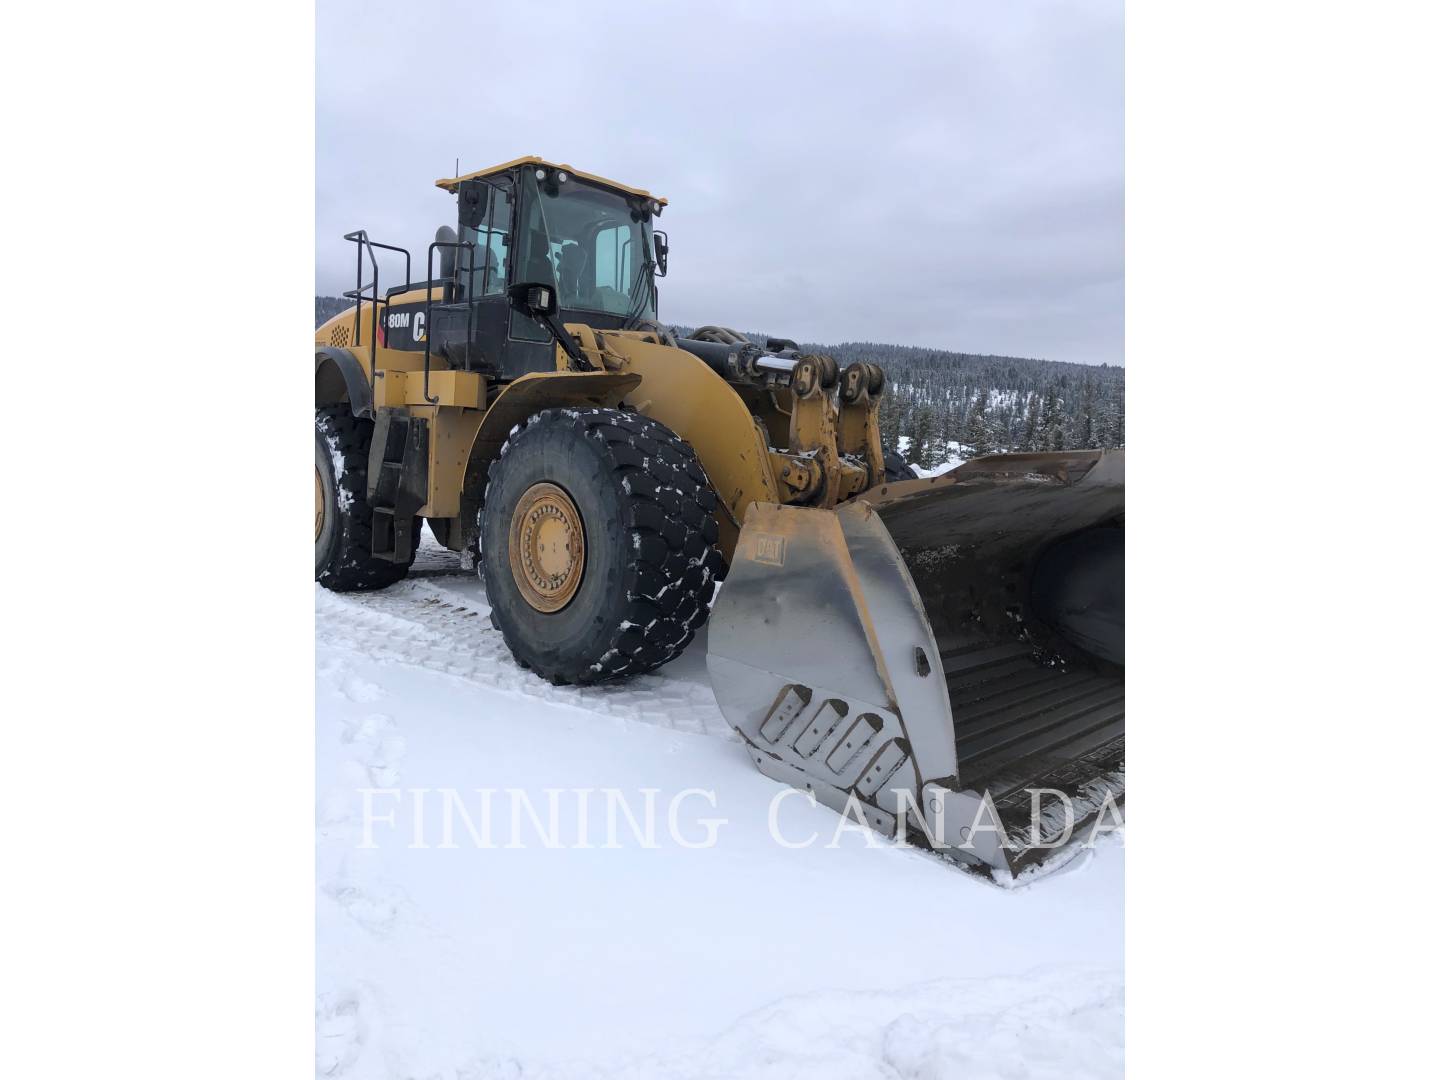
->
{"left": 319, "top": 426, "right": 354, "bottom": 510}
{"left": 894, "top": 435, "right": 969, "bottom": 477}
{"left": 916, "top": 444, "right": 968, "bottom": 476}
{"left": 316, "top": 528, "right": 1123, "bottom": 1078}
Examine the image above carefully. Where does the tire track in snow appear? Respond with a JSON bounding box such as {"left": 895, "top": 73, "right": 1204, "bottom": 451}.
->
{"left": 315, "top": 579, "right": 733, "bottom": 739}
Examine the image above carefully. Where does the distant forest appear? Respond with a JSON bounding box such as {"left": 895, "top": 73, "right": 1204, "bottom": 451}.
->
{"left": 317, "top": 297, "right": 1124, "bottom": 467}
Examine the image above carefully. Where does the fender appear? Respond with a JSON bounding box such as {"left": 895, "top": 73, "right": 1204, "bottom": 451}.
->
{"left": 599, "top": 333, "right": 784, "bottom": 560}
{"left": 315, "top": 347, "right": 373, "bottom": 418}
{"left": 452, "top": 369, "right": 643, "bottom": 554}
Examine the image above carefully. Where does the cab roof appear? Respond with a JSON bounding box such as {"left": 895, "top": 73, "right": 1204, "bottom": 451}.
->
{"left": 435, "top": 155, "right": 668, "bottom": 206}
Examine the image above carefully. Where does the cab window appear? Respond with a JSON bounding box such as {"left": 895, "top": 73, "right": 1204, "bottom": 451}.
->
{"left": 512, "top": 168, "right": 654, "bottom": 320}
{"left": 461, "top": 186, "right": 511, "bottom": 298}
{"left": 593, "top": 224, "right": 634, "bottom": 311}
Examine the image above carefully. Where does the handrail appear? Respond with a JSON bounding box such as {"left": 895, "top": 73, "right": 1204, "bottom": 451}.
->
{"left": 343, "top": 230, "right": 413, "bottom": 392}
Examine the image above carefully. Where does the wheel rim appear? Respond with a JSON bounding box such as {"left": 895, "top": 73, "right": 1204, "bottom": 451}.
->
{"left": 509, "top": 482, "right": 586, "bottom": 613}
{"left": 315, "top": 465, "right": 325, "bottom": 542}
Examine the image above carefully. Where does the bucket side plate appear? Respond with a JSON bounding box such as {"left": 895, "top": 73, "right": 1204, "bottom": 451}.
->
{"left": 706, "top": 502, "right": 957, "bottom": 832}
{"left": 708, "top": 451, "right": 1126, "bottom": 880}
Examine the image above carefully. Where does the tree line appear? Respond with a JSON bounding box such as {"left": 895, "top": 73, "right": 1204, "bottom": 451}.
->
{"left": 316, "top": 298, "right": 1124, "bottom": 467}
{"left": 675, "top": 329, "right": 1125, "bottom": 468}
{"left": 869, "top": 345, "right": 1126, "bottom": 469}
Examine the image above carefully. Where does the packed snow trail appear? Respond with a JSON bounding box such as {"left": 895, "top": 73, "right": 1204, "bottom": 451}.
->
{"left": 317, "top": 547, "right": 728, "bottom": 738}
{"left": 316, "top": 529, "right": 1123, "bottom": 1078}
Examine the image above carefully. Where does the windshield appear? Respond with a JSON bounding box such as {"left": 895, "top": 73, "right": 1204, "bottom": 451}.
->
{"left": 513, "top": 169, "right": 656, "bottom": 320}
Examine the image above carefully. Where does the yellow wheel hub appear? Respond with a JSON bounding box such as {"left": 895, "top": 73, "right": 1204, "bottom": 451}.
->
{"left": 509, "top": 483, "right": 586, "bottom": 612}
{"left": 315, "top": 465, "right": 325, "bottom": 542}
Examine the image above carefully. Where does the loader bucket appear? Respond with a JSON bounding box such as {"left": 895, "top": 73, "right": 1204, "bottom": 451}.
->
{"left": 706, "top": 450, "right": 1124, "bottom": 880}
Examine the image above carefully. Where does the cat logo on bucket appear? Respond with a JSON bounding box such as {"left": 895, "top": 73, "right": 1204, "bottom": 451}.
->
{"left": 752, "top": 534, "right": 786, "bottom": 567}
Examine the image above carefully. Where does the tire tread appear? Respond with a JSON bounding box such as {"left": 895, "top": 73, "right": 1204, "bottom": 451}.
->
{"left": 315, "top": 406, "right": 417, "bottom": 592}
{"left": 484, "top": 407, "right": 726, "bottom": 683}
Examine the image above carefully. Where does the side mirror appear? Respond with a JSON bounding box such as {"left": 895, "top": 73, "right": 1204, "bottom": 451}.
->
{"left": 653, "top": 230, "right": 669, "bottom": 277}
{"left": 508, "top": 281, "right": 557, "bottom": 317}
{"left": 458, "top": 180, "right": 490, "bottom": 229}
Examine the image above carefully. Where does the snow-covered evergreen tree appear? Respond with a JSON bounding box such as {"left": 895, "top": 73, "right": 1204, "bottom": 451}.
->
{"left": 962, "top": 392, "right": 992, "bottom": 456}
{"left": 908, "top": 404, "right": 941, "bottom": 468}
{"left": 1021, "top": 391, "right": 1041, "bottom": 451}
{"left": 877, "top": 391, "right": 903, "bottom": 449}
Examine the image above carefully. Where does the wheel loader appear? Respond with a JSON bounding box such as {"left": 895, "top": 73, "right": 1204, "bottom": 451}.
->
{"left": 315, "top": 156, "right": 1125, "bottom": 878}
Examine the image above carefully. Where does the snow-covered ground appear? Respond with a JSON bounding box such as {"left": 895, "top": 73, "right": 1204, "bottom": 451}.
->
{"left": 895, "top": 435, "right": 970, "bottom": 476}
{"left": 316, "top": 530, "right": 1124, "bottom": 1079}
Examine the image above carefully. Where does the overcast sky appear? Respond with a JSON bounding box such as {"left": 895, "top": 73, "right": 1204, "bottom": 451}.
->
{"left": 317, "top": 1, "right": 1122, "bottom": 365}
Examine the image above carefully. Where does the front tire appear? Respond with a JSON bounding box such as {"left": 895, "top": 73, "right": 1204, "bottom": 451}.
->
{"left": 481, "top": 407, "right": 725, "bottom": 684}
{"left": 315, "top": 406, "right": 417, "bottom": 591}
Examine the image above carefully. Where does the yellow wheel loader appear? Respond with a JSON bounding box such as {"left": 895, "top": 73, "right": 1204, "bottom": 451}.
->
{"left": 315, "top": 156, "right": 1124, "bottom": 878}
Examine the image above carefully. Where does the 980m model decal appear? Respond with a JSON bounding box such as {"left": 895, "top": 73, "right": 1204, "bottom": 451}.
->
{"left": 376, "top": 304, "right": 428, "bottom": 350}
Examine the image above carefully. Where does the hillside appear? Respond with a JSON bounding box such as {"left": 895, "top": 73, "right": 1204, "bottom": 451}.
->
{"left": 316, "top": 298, "right": 1124, "bottom": 465}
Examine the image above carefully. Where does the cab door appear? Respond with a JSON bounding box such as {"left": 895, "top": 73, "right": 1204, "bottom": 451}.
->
{"left": 426, "top": 177, "right": 550, "bottom": 378}
{"left": 447, "top": 177, "right": 512, "bottom": 376}
{"left": 458, "top": 176, "right": 556, "bottom": 378}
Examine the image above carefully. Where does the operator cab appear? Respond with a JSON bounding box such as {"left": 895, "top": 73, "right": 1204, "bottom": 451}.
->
{"left": 429, "top": 156, "right": 668, "bottom": 380}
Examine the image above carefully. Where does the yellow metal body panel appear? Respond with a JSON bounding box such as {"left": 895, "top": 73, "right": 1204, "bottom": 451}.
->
{"left": 316, "top": 307, "right": 361, "bottom": 350}
{"left": 383, "top": 285, "right": 447, "bottom": 306}
{"left": 375, "top": 370, "right": 485, "bottom": 409}
{"left": 470, "top": 369, "right": 641, "bottom": 464}
{"left": 315, "top": 302, "right": 446, "bottom": 379}
{"left": 435, "top": 155, "right": 667, "bottom": 205}
{"left": 597, "top": 333, "right": 782, "bottom": 558}
{"left": 420, "top": 372, "right": 641, "bottom": 531}
{"left": 420, "top": 405, "right": 485, "bottom": 519}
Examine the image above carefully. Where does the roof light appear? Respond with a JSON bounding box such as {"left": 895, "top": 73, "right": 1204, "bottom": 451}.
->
{"left": 650, "top": 200, "right": 661, "bottom": 213}
{"left": 535, "top": 168, "right": 547, "bottom": 180}
{"left": 557, "top": 171, "right": 569, "bottom": 183}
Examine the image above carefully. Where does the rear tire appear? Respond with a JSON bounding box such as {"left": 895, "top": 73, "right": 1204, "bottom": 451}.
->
{"left": 481, "top": 407, "right": 725, "bottom": 684}
{"left": 315, "top": 406, "right": 417, "bottom": 591}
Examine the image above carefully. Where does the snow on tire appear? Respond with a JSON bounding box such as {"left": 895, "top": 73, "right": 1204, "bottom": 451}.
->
{"left": 315, "top": 406, "right": 417, "bottom": 592}
{"left": 481, "top": 407, "right": 725, "bottom": 685}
